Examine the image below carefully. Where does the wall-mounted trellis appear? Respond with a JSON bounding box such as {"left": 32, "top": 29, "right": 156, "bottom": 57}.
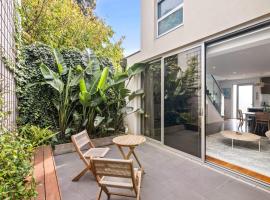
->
{"left": 0, "top": 0, "right": 16, "bottom": 130}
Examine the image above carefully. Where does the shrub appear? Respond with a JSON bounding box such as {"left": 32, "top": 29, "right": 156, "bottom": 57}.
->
{"left": 0, "top": 133, "right": 36, "bottom": 199}
{"left": 19, "top": 125, "right": 56, "bottom": 148}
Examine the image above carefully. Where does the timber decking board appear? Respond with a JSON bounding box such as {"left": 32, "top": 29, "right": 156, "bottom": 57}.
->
{"left": 34, "top": 145, "right": 61, "bottom": 200}
{"left": 34, "top": 146, "right": 45, "bottom": 200}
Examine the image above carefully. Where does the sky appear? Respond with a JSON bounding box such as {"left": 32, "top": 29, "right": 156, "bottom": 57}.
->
{"left": 95, "top": 0, "right": 140, "bottom": 56}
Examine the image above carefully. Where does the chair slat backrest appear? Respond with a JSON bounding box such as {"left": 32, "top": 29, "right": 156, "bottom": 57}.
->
{"left": 91, "top": 158, "right": 134, "bottom": 178}
{"left": 238, "top": 109, "right": 243, "bottom": 121}
{"left": 255, "top": 112, "right": 270, "bottom": 122}
{"left": 71, "top": 130, "right": 95, "bottom": 164}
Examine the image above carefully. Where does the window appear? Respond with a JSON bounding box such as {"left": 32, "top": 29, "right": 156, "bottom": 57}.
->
{"left": 157, "top": 0, "right": 183, "bottom": 36}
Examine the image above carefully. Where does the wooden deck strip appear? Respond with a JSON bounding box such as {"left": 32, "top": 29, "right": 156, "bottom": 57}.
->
{"left": 34, "top": 146, "right": 45, "bottom": 200}
{"left": 44, "top": 146, "right": 61, "bottom": 200}
{"left": 34, "top": 145, "right": 61, "bottom": 200}
{"left": 206, "top": 155, "right": 270, "bottom": 184}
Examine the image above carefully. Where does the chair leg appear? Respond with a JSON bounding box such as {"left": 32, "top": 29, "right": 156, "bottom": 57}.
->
{"left": 72, "top": 167, "right": 89, "bottom": 182}
{"left": 254, "top": 123, "right": 258, "bottom": 134}
{"left": 96, "top": 187, "right": 102, "bottom": 200}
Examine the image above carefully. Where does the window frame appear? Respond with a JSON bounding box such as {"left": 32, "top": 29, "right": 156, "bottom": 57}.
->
{"left": 156, "top": 0, "right": 184, "bottom": 38}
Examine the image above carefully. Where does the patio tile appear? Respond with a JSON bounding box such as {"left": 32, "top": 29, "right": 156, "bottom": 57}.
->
{"left": 204, "top": 179, "right": 270, "bottom": 200}
{"left": 54, "top": 143, "right": 270, "bottom": 200}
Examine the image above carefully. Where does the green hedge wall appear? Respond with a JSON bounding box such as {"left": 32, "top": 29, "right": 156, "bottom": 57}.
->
{"left": 16, "top": 43, "right": 87, "bottom": 129}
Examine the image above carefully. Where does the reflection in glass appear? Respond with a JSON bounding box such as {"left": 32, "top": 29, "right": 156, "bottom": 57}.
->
{"left": 158, "top": 0, "right": 183, "bottom": 18}
{"left": 158, "top": 8, "right": 183, "bottom": 35}
{"left": 142, "top": 61, "right": 161, "bottom": 141}
{"left": 164, "top": 47, "right": 201, "bottom": 157}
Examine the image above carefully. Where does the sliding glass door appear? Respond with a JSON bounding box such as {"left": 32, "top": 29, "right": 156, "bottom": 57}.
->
{"left": 142, "top": 61, "right": 161, "bottom": 141}
{"left": 163, "top": 47, "right": 202, "bottom": 157}
{"left": 142, "top": 47, "right": 202, "bottom": 158}
{"left": 205, "top": 25, "right": 270, "bottom": 182}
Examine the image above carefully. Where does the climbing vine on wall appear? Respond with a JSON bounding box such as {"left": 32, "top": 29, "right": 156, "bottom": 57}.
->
{"left": 15, "top": 43, "right": 87, "bottom": 129}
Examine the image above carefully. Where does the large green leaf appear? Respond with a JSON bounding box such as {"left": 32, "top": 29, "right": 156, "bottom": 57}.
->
{"left": 79, "top": 91, "right": 91, "bottom": 106}
{"left": 113, "top": 72, "right": 129, "bottom": 84}
{"left": 97, "top": 67, "right": 109, "bottom": 91}
{"left": 53, "top": 49, "right": 67, "bottom": 75}
{"left": 70, "top": 72, "right": 83, "bottom": 87}
{"left": 94, "top": 116, "right": 105, "bottom": 127}
{"left": 79, "top": 77, "right": 87, "bottom": 93}
{"left": 128, "top": 63, "right": 146, "bottom": 77}
{"left": 40, "top": 63, "right": 58, "bottom": 80}
{"left": 40, "top": 64, "right": 64, "bottom": 94}
{"left": 129, "top": 89, "right": 144, "bottom": 101}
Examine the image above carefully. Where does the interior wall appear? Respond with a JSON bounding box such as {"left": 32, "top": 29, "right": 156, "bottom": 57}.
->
{"left": 206, "top": 96, "right": 224, "bottom": 124}
{"left": 218, "top": 78, "right": 262, "bottom": 118}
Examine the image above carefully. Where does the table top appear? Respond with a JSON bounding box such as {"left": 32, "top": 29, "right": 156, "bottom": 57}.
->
{"left": 221, "top": 130, "right": 261, "bottom": 141}
{"left": 113, "top": 135, "right": 146, "bottom": 147}
{"left": 243, "top": 112, "right": 255, "bottom": 115}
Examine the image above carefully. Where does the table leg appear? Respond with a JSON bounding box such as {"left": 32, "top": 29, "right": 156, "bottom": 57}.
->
{"left": 131, "top": 149, "right": 142, "bottom": 169}
{"left": 116, "top": 145, "right": 127, "bottom": 159}
{"left": 259, "top": 140, "right": 261, "bottom": 152}
{"left": 126, "top": 146, "right": 134, "bottom": 159}
{"left": 116, "top": 145, "right": 144, "bottom": 172}
{"left": 232, "top": 139, "right": 234, "bottom": 150}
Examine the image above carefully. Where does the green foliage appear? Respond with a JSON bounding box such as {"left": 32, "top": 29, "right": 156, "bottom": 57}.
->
{"left": 0, "top": 133, "right": 36, "bottom": 199}
{"left": 19, "top": 125, "right": 56, "bottom": 148}
{"left": 16, "top": 44, "right": 86, "bottom": 129}
{"left": 20, "top": 0, "right": 123, "bottom": 68}
{"left": 77, "top": 62, "right": 145, "bottom": 137}
{"left": 0, "top": 80, "right": 11, "bottom": 132}
{"left": 39, "top": 50, "right": 82, "bottom": 139}
{"left": 16, "top": 44, "right": 145, "bottom": 141}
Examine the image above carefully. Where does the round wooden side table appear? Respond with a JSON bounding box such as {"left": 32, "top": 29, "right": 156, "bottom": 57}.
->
{"left": 113, "top": 135, "right": 146, "bottom": 170}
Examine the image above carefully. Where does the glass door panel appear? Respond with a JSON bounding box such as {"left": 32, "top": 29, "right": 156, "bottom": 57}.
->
{"left": 164, "top": 47, "right": 202, "bottom": 157}
{"left": 238, "top": 85, "right": 253, "bottom": 113}
{"left": 142, "top": 61, "right": 161, "bottom": 141}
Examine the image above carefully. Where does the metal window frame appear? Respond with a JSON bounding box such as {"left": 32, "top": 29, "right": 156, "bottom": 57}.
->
{"left": 156, "top": 1, "right": 184, "bottom": 38}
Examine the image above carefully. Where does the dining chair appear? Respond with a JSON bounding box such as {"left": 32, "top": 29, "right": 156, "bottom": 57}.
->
{"left": 237, "top": 109, "right": 253, "bottom": 131}
{"left": 91, "top": 158, "right": 142, "bottom": 200}
{"left": 71, "top": 130, "right": 110, "bottom": 181}
{"left": 254, "top": 112, "right": 270, "bottom": 134}
{"left": 265, "top": 130, "right": 270, "bottom": 139}
{"left": 237, "top": 109, "right": 244, "bottom": 130}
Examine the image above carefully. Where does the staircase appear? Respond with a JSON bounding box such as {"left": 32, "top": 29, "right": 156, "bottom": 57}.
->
{"left": 206, "top": 74, "right": 224, "bottom": 117}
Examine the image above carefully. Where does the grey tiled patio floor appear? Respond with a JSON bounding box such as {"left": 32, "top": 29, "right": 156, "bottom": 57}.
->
{"left": 55, "top": 143, "right": 270, "bottom": 200}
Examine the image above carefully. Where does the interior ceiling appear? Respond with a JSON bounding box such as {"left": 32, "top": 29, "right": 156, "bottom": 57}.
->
{"left": 207, "top": 28, "right": 270, "bottom": 81}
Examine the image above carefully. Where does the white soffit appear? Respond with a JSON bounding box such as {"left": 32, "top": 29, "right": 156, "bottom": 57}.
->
{"left": 207, "top": 27, "right": 270, "bottom": 58}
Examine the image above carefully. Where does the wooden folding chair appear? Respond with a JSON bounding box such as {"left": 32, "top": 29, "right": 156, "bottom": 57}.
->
{"left": 71, "top": 130, "right": 110, "bottom": 181}
{"left": 91, "top": 158, "right": 142, "bottom": 200}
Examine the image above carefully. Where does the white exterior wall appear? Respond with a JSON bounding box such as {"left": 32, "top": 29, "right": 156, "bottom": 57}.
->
{"left": 126, "top": 0, "right": 270, "bottom": 134}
